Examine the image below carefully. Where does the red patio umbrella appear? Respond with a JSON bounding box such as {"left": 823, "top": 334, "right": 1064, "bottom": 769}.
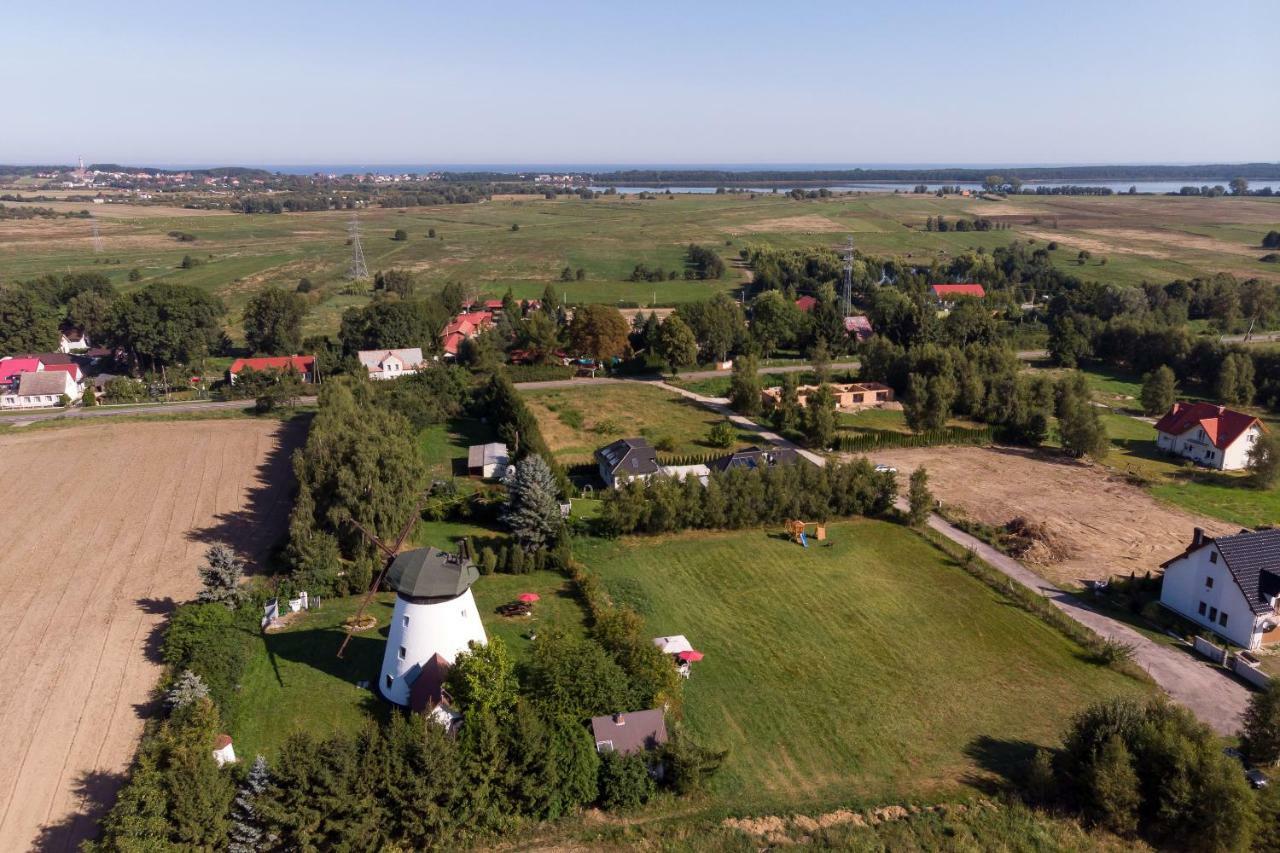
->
{"left": 517, "top": 593, "right": 541, "bottom": 603}
{"left": 677, "top": 650, "right": 704, "bottom": 662}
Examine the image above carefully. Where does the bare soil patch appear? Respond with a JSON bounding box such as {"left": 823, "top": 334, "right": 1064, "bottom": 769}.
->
{"left": 862, "top": 446, "right": 1235, "bottom": 587}
{"left": 1018, "top": 227, "right": 1173, "bottom": 259}
{"left": 0, "top": 419, "right": 301, "bottom": 852}
{"left": 726, "top": 214, "right": 845, "bottom": 234}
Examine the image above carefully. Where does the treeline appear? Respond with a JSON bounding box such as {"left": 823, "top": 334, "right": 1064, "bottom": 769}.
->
{"left": 1046, "top": 274, "right": 1280, "bottom": 409}
{"left": 0, "top": 202, "right": 91, "bottom": 220}
{"left": 600, "top": 458, "right": 896, "bottom": 536}
{"left": 587, "top": 163, "right": 1280, "bottom": 183}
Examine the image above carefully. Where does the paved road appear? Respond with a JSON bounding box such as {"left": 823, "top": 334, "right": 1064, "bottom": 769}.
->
{"left": 906, "top": 500, "right": 1249, "bottom": 735}
{"left": 0, "top": 397, "right": 318, "bottom": 427}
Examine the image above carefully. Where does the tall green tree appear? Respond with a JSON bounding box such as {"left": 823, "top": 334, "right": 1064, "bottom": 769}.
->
{"left": 1244, "top": 681, "right": 1280, "bottom": 765}
{"left": 804, "top": 383, "right": 837, "bottom": 449}
{"left": 1055, "top": 372, "right": 1109, "bottom": 460}
{"left": 106, "top": 283, "right": 227, "bottom": 369}
{"left": 1248, "top": 430, "right": 1280, "bottom": 488}
{"left": 0, "top": 286, "right": 60, "bottom": 352}
{"left": 728, "top": 354, "right": 762, "bottom": 415}
{"left": 907, "top": 466, "right": 932, "bottom": 527}
{"left": 567, "top": 304, "right": 630, "bottom": 361}
{"left": 656, "top": 314, "right": 698, "bottom": 373}
{"left": 1216, "top": 351, "right": 1256, "bottom": 405}
{"left": 446, "top": 638, "right": 519, "bottom": 720}
{"left": 1140, "top": 365, "right": 1177, "bottom": 416}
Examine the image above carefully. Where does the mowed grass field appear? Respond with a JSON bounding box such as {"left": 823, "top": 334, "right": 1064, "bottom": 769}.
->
{"left": 523, "top": 382, "right": 761, "bottom": 463}
{"left": 3, "top": 192, "right": 1277, "bottom": 343}
{"left": 231, "top": 564, "right": 588, "bottom": 760}
{"left": 575, "top": 520, "right": 1149, "bottom": 812}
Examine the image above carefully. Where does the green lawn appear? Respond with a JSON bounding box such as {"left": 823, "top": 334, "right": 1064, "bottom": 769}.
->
{"left": 575, "top": 520, "right": 1149, "bottom": 812}
{"left": 230, "top": 562, "right": 589, "bottom": 759}
{"left": 416, "top": 417, "right": 496, "bottom": 481}
{"left": 523, "top": 382, "right": 761, "bottom": 463}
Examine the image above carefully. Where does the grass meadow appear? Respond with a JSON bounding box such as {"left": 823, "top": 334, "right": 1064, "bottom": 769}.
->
{"left": 575, "top": 520, "right": 1149, "bottom": 812}
{"left": 4, "top": 192, "right": 1277, "bottom": 344}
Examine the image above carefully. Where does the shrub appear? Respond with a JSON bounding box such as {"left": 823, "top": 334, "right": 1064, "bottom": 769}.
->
{"left": 391, "top": 228, "right": 408, "bottom": 241}
{"left": 597, "top": 751, "right": 655, "bottom": 810}
{"left": 706, "top": 420, "right": 734, "bottom": 448}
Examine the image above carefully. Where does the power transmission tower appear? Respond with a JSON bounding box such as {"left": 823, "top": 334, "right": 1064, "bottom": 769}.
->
{"left": 347, "top": 215, "right": 369, "bottom": 281}
{"left": 91, "top": 218, "right": 103, "bottom": 254}
{"left": 841, "top": 235, "right": 854, "bottom": 317}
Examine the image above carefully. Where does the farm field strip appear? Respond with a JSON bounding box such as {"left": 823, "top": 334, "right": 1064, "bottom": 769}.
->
{"left": 0, "top": 420, "right": 299, "bottom": 852}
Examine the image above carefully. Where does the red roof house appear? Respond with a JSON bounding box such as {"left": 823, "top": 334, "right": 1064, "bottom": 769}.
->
{"left": 227, "top": 355, "right": 316, "bottom": 383}
{"left": 441, "top": 311, "right": 494, "bottom": 358}
{"left": 1153, "top": 401, "right": 1266, "bottom": 471}
{"left": 930, "top": 283, "right": 986, "bottom": 302}
{"left": 0, "top": 357, "right": 43, "bottom": 385}
{"left": 844, "top": 315, "right": 874, "bottom": 341}
{"left": 795, "top": 295, "right": 818, "bottom": 313}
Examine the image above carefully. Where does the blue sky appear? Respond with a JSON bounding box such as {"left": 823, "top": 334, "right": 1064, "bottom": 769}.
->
{"left": 4, "top": 0, "right": 1276, "bottom": 166}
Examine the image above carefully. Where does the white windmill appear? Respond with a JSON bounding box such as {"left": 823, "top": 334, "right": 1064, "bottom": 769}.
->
{"left": 375, "top": 547, "right": 487, "bottom": 705}
{"left": 338, "top": 508, "right": 488, "bottom": 707}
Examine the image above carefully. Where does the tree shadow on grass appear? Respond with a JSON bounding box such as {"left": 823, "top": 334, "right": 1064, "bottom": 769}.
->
{"left": 184, "top": 415, "right": 308, "bottom": 571}
{"left": 961, "top": 735, "right": 1043, "bottom": 795}
{"left": 31, "top": 767, "right": 126, "bottom": 852}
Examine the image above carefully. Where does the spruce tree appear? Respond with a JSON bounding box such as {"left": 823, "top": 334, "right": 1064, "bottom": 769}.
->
{"left": 1055, "top": 372, "right": 1109, "bottom": 460}
{"left": 502, "top": 454, "right": 562, "bottom": 552}
{"left": 728, "top": 354, "right": 762, "bottom": 415}
{"left": 197, "top": 544, "right": 245, "bottom": 608}
{"left": 165, "top": 669, "right": 211, "bottom": 711}
{"left": 229, "top": 755, "right": 271, "bottom": 853}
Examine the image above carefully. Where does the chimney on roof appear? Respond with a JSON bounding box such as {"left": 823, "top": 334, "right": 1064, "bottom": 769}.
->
{"left": 613, "top": 713, "right": 626, "bottom": 725}
{"left": 1192, "top": 527, "right": 1204, "bottom": 547}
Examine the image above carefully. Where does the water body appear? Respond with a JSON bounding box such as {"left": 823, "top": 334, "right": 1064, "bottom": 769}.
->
{"left": 589, "top": 181, "right": 1280, "bottom": 195}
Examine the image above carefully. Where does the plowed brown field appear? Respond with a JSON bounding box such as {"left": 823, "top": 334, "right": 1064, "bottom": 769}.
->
{"left": 0, "top": 419, "right": 300, "bottom": 852}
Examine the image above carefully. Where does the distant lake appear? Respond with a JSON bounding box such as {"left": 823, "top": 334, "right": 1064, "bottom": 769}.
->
{"left": 589, "top": 181, "right": 1280, "bottom": 195}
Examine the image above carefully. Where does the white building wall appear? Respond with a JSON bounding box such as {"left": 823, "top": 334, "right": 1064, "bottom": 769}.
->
{"left": 1160, "top": 544, "right": 1262, "bottom": 648}
{"left": 1223, "top": 425, "right": 1263, "bottom": 471}
{"left": 378, "top": 589, "right": 488, "bottom": 706}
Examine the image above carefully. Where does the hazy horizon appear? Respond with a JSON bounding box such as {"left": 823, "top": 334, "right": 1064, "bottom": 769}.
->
{"left": 4, "top": 0, "right": 1276, "bottom": 165}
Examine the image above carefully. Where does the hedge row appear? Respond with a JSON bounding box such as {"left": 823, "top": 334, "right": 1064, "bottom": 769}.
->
{"left": 836, "top": 425, "right": 993, "bottom": 453}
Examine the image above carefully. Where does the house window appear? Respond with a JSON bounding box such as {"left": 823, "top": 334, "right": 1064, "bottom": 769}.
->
{"left": 398, "top": 646, "right": 406, "bottom": 661}
{"left": 1220, "top": 613, "right": 1229, "bottom": 628}
{"left": 402, "top": 615, "right": 409, "bottom": 627}
{"left": 1199, "top": 602, "right": 1208, "bottom": 615}
{"left": 1210, "top": 552, "right": 1218, "bottom": 564}
{"left": 1206, "top": 577, "right": 1214, "bottom": 589}
{"left": 385, "top": 674, "right": 393, "bottom": 689}
{"left": 1209, "top": 607, "right": 1218, "bottom": 621}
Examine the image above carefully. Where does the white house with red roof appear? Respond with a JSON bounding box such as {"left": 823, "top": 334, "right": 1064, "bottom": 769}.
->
{"left": 358, "top": 348, "right": 425, "bottom": 380}
{"left": 930, "top": 283, "right": 986, "bottom": 307}
{"left": 1153, "top": 401, "right": 1265, "bottom": 471}
{"left": 227, "top": 355, "right": 316, "bottom": 384}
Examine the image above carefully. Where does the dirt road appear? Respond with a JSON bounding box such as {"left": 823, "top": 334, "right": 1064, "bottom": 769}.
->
{"left": 0, "top": 419, "right": 301, "bottom": 852}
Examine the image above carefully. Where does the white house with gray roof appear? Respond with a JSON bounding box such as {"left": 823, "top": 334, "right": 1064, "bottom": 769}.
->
{"left": 596, "top": 437, "right": 661, "bottom": 488}
{"left": 0, "top": 369, "right": 83, "bottom": 409}
{"left": 358, "top": 347, "right": 425, "bottom": 380}
{"left": 1160, "top": 527, "right": 1280, "bottom": 649}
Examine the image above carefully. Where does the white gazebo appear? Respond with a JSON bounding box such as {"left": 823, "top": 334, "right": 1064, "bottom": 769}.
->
{"left": 652, "top": 635, "right": 694, "bottom": 655}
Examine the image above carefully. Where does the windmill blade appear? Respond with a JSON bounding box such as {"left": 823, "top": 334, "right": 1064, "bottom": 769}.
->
{"left": 335, "top": 495, "right": 428, "bottom": 659}
{"left": 345, "top": 517, "right": 397, "bottom": 560}
{"left": 390, "top": 493, "right": 430, "bottom": 553}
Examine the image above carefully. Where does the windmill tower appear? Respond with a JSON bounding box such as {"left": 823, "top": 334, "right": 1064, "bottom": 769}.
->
{"left": 342, "top": 509, "right": 487, "bottom": 707}
{"left": 347, "top": 215, "right": 369, "bottom": 281}
{"left": 376, "top": 548, "right": 487, "bottom": 705}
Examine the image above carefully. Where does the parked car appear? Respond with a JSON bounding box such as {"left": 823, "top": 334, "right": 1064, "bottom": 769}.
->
{"left": 874, "top": 464, "right": 897, "bottom": 474}
{"left": 1247, "top": 768, "right": 1269, "bottom": 789}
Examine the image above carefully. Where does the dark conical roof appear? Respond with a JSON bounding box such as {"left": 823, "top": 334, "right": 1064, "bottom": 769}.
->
{"left": 386, "top": 548, "right": 479, "bottom": 598}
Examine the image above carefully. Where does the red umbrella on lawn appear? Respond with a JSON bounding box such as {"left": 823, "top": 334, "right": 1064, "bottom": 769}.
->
{"left": 518, "top": 593, "right": 541, "bottom": 603}
{"left": 677, "top": 650, "right": 704, "bottom": 662}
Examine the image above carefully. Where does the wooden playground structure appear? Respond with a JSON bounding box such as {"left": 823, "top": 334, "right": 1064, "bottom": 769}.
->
{"left": 785, "top": 519, "right": 826, "bottom": 547}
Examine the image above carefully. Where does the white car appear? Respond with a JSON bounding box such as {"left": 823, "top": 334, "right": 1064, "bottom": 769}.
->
{"left": 874, "top": 464, "right": 897, "bottom": 474}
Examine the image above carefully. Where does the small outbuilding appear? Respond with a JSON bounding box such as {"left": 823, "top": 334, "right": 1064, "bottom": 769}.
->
{"left": 212, "top": 734, "right": 237, "bottom": 767}
{"left": 590, "top": 709, "right": 669, "bottom": 756}
{"left": 467, "top": 442, "right": 510, "bottom": 478}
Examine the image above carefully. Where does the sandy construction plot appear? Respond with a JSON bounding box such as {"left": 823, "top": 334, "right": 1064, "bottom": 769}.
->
{"left": 859, "top": 446, "right": 1236, "bottom": 588}
{"left": 0, "top": 419, "right": 301, "bottom": 852}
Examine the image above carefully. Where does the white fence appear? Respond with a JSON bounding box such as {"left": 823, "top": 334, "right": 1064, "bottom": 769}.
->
{"left": 1232, "top": 655, "right": 1273, "bottom": 689}
{"left": 1193, "top": 635, "right": 1229, "bottom": 665}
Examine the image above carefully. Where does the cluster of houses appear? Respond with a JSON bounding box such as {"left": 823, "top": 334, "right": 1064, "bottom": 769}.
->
{"left": 595, "top": 436, "right": 804, "bottom": 489}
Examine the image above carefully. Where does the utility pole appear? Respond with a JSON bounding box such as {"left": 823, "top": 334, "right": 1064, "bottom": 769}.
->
{"left": 347, "top": 215, "right": 369, "bottom": 281}
{"left": 841, "top": 235, "right": 854, "bottom": 318}
{"left": 91, "top": 218, "right": 103, "bottom": 254}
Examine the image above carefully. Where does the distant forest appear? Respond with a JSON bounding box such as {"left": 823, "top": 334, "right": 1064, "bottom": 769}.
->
{"left": 585, "top": 163, "right": 1280, "bottom": 185}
